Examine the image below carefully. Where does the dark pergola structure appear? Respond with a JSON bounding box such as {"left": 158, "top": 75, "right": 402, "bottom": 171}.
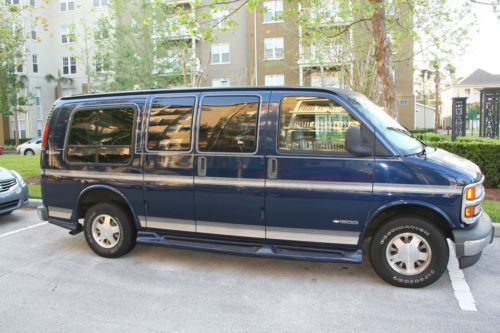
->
{"left": 480, "top": 88, "right": 500, "bottom": 139}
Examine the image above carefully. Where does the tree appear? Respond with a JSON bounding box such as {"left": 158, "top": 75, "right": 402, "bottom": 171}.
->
{"left": 467, "top": 102, "right": 480, "bottom": 130}
{"left": 45, "top": 71, "right": 74, "bottom": 100}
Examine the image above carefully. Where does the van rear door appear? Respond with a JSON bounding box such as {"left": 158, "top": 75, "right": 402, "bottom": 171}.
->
{"left": 193, "top": 92, "right": 269, "bottom": 238}
{"left": 264, "top": 91, "right": 374, "bottom": 246}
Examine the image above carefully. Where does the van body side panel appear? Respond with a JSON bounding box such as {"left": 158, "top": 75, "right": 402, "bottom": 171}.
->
{"left": 42, "top": 97, "right": 147, "bottom": 223}
{"left": 193, "top": 92, "right": 270, "bottom": 237}
{"left": 264, "top": 91, "right": 375, "bottom": 245}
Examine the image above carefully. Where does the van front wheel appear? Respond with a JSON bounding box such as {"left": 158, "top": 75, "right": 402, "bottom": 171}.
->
{"left": 83, "top": 202, "right": 136, "bottom": 258}
{"left": 369, "top": 216, "right": 448, "bottom": 288}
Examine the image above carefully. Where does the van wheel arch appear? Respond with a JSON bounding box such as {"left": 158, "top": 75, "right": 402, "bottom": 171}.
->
{"left": 75, "top": 186, "right": 140, "bottom": 230}
{"left": 363, "top": 204, "right": 454, "bottom": 241}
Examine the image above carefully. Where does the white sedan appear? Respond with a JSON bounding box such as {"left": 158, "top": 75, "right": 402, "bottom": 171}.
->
{"left": 16, "top": 138, "right": 42, "bottom": 155}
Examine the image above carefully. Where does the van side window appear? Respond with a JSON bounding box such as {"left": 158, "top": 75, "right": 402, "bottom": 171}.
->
{"left": 66, "top": 107, "right": 135, "bottom": 163}
{"left": 198, "top": 96, "right": 259, "bottom": 153}
{"left": 278, "top": 96, "right": 359, "bottom": 153}
{"left": 147, "top": 97, "right": 195, "bottom": 151}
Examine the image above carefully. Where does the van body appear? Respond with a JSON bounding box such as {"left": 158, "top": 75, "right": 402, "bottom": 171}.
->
{"left": 38, "top": 87, "right": 493, "bottom": 287}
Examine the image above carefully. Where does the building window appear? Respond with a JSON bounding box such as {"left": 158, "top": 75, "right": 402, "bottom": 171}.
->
{"left": 264, "top": 37, "right": 284, "bottom": 60}
{"left": 61, "top": 25, "right": 75, "bottom": 44}
{"left": 263, "top": 1, "right": 283, "bottom": 23}
{"left": 30, "top": 0, "right": 35, "bottom": 6}
{"left": 211, "top": 43, "right": 230, "bottom": 65}
{"left": 10, "top": 120, "right": 26, "bottom": 139}
{"left": 93, "top": 0, "right": 108, "bottom": 7}
{"left": 60, "top": 0, "right": 74, "bottom": 11}
{"left": 265, "top": 74, "right": 284, "bottom": 86}
{"left": 32, "top": 54, "right": 38, "bottom": 73}
{"left": 198, "top": 96, "right": 260, "bottom": 153}
{"left": 212, "top": 78, "right": 230, "bottom": 87}
{"left": 67, "top": 107, "right": 136, "bottom": 164}
{"left": 63, "top": 57, "right": 76, "bottom": 74}
{"left": 37, "top": 120, "right": 43, "bottom": 137}
{"left": 14, "top": 57, "right": 24, "bottom": 73}
{"left": 31, "top": 28, "right": 37, "bottom": 40}
{"left": 5, "top": 0, "right": 20, "bottom": 5}
{"left": 95, "top": 56, "right": 111, "bottom": 73}
{"left": 278, "top": 96, "right": 360, "bottom": 153}
{"left": 211, "top": 10, "right": 229, "bottom": 29}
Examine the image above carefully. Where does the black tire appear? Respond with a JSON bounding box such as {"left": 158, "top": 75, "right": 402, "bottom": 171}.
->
{"left": 24, "top": 149, "right": 34, "bottom": 155}
{"left": 83, "top": 202, "right": 136, "bottom": 258}
{"left": 369, "top": 216, "right": 448, "bottom": 288}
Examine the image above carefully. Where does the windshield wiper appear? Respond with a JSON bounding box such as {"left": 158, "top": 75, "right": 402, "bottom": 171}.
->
{"left": 386, "top": 126, "right": 427, "bottom": 155}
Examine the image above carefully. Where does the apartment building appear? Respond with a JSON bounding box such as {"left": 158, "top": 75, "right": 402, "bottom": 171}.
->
{"left": 2, "top": 0, "right": 415, "bottom": 143}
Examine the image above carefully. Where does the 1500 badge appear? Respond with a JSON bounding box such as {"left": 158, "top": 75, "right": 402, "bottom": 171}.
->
{"left": 332, "top": 219, "right": 359, "bottom": 225}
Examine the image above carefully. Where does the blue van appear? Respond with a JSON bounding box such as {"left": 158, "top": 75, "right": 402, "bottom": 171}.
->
{"left": 37, "top": 87, "right": 493, "bottom": 288}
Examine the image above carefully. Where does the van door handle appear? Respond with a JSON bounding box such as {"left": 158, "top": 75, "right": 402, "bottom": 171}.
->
{"left": 198, "top": 156, "right": 206, "bottom": 177}
{"left": 268, "top": 158, "right": 277, "bottom": 180}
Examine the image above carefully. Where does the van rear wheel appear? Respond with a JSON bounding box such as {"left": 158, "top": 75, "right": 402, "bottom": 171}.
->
{"left": 83, "top": 202, "right": 136, "bottom": 258}
{"left": 369, "top": 216, "right": 448, "bottom": 288}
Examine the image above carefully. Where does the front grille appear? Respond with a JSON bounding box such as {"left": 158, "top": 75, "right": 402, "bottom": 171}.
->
{"left": 0, "top": 178, "right": 17, "bottom": 193}
{"left": 0, "top": 200, "right": 19, "bottom": 210}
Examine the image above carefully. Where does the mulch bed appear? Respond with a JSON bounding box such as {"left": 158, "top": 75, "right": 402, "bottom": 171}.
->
{"left": 25, "top": 177, "right": 40, "bottom": 185}
{"left": 486, "top": 187, "right": 500, "bottom": 201}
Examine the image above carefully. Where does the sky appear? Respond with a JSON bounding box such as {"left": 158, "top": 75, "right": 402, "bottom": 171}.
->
{"left": 456, "top": 3, "right": 500, "bottom": 78}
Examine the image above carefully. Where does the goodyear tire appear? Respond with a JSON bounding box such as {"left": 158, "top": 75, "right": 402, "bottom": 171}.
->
{"left": 83, "top": 202, "right": 136, "bottom": 258}
{"left": 369, "top": 216, "right": 448, "bottom": 288}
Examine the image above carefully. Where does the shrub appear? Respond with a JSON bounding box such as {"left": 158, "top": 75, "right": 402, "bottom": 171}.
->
{"left": 431, "top": 141, "right": 500, "bottom": 188}
{"left": 414, "top": 133, "right": 449, "bottom": 142}
{"left": 4, "top": 138, "right": 32, "bottom": 146}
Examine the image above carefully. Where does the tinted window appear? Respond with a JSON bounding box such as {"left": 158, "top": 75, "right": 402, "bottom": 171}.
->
{"left": 278, "top": 96, "right": 359, "bottom": 153}
{"left": 147, "top": 97, "right": 194, "bottom": 151}
{"left": 67, "top": 107, "right": 135, "bottom": 163}
{"left": 198, "top": 96, "right": 259, "bottom": 153}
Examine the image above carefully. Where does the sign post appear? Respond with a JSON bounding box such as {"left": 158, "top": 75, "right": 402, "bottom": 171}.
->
{"left": 451, "top": 97, "right": 467, "bottom": 141}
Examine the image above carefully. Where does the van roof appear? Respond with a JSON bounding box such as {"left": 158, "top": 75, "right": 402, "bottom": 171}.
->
{"left": 59, "top": 86, "right": 352, "bottom": 101}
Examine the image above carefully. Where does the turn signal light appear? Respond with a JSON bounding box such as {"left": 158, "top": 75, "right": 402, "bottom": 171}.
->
{"left": 464, "top": 206, "right": 476, "bottom": 218}
{"left": 466, "top": 187, "right": 476, "bottom": 200}
{"left": 41, "top": 122, "right": 48, "bottom": 148}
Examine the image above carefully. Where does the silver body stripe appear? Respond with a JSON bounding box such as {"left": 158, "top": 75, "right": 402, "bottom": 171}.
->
{"left": 45, "top": 169, "right": 143, "bottom": 182}
{"left": 267, "top": 180, "right": 372, "bottom": 192}
{"left": 144, "top": 175, "right": 192, "bottom": 186}
{"left": 48, "top": 206, "right": 72, "bottom": 219}
{"left": 196, "top": 221, "right": 266, "bottom": 238}
{"left": 147, "top": 217, "right": 196, "bottom": 232}
{"left": 195, "top": 177, "right": 265, "bottom": 188}
{"left": 266, "top": 227, "right": 359, "bottom": 245}
{"left": 373, "top": 183, "right": 462, "bottom": 195}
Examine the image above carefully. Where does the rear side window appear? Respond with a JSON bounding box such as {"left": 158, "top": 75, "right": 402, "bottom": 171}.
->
{"left": 147, "top": 97, "right": 195, "bottom": 151}
{"left": 66, "top": 106, "right": 135, "bottom": 164}
{"left": 198, "top": 96, "right": 259, "bottom": 153}
{"left": 278, "top": 96, "right": 359, "bottom": 153}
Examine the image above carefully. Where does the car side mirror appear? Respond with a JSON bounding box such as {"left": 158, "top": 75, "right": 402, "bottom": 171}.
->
{"left": 345, "top": 126, "right": 372, "bottom": 156}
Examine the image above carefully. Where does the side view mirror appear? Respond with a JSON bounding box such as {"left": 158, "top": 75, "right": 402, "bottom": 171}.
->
{"left": 345, "top": 126, "right": 372, "bottom": 156}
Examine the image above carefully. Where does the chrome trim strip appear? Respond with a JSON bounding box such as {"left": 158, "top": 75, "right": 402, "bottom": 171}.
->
{"left": 195, "top": 177, "right": 265, "bottom": 188}
{"left": 373, "top": 183, "right": 462, "bottom": 195}
{"left": 48, "top": 206, "right": 73, "bottom": 220}
{"left": 196, "top": 221, "right": 266, "bottom": 238}
{"left": 267, "top": 179, "right": 372, "bottom": 192}
{"left": 147, "top": 217, "right": 195, "bottom": 232}
{"left": 144, "top": 174, "right": 193, "bottom": 186}
{"left": 266, "top": 227, "right": 359, "bottom": 245}
{"left": 138, "top": 216, "right": 147, "bottom": 228}
{"left": 45, "top": 169, "right": 143, "bottom": 182}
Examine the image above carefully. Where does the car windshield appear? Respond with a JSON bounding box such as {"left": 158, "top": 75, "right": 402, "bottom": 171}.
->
{"left": 344, "top": 93, "right": 424, "bottom": 155}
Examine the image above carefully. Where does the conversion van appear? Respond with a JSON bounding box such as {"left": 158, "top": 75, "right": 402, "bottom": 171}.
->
{"left": 37, "top": 87, "right": 493, "bottom": 288}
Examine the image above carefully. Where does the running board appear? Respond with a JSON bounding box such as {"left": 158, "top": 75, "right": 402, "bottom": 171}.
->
{"left": 137, "top": 231, "right": 362, "bottom": 263}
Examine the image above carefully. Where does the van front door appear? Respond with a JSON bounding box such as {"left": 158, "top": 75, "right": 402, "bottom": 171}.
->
{"left": 194, "top": 92, "right": 269, "bottom": 238}
{"left": 265, "top": 91, "right": 374, "bottom": 247}
{"left": 143, "top": 94, "right": 198, "bottom": 232}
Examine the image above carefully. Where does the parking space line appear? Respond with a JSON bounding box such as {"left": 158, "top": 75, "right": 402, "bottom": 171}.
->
{"left": 446, "top": 239, "right": 477, "bottom": 312}
{"left": 0, "top": 222, "right": 48, "bottom": 240}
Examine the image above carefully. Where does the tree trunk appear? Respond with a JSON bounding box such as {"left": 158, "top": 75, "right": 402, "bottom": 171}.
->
{"left": 14, "top": 107, "right": 19, "bottom": 146}
{"left": 434, "top": 70, "right": 441, "bottom": 129}
{"left": 369, "top": 0, "right": 397, "bottom": 118}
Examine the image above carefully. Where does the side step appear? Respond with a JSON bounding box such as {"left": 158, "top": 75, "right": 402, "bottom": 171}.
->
{"left": 137, "top": 231, "right": 362, "bottom": 263}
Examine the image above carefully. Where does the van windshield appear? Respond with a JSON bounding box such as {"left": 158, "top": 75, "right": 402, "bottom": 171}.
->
{"left": 344, "top": 93, "right": 424, "bottom": 156}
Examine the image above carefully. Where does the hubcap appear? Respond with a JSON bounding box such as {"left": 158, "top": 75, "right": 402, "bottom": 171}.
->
{"left": 91, "top": 214, "right": 121, "bottom": 249}
{"left": 385, "top": 232, "right": 432, "bottom": 276}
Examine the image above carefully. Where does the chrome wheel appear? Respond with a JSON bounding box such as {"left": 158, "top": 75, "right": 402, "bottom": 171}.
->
{"left": 91, "top": 214, "right": 121, "bottom": 249}
{"left": 386, "top": 232, "right": 432, "bottom": 276}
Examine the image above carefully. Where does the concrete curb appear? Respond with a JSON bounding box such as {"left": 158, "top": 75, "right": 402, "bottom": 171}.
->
{"left": 21, "top": 199, "right": 500, "bottom": 237}
{"left": 25, "top": 198, "right": 42, "bottom": 209}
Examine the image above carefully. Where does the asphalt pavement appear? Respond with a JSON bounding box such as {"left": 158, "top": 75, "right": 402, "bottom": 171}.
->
{"left": 0, "top": 208, "right": 499, "bottom": 332}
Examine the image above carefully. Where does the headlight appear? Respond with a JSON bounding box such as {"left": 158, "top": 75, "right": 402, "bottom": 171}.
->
{"left": 462, "top": 178, "right": 485, "bottom": 224}
{"left": 11, "top": 170, "right": 26, "bottom": 186}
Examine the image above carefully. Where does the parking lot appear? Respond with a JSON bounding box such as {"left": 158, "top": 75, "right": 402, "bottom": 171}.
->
{"left": 1, "top": 208, "right": 499, "bottom": 332}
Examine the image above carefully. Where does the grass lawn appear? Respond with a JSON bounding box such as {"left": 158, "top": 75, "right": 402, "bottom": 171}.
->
{"left": 1, "top": 156, "right": 499, "bottom": 221}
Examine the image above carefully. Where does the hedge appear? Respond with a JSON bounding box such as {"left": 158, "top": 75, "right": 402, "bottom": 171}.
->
{"left": 3, "top": 138, "right": 33, "bottom": 146}
{"left": 431, "top": 141, "right": 500, "bottom": 188}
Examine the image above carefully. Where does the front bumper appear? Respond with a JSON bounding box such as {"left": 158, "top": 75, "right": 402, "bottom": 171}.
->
{"left": 453, "top": 212, "right": 494, "bottom": 269}
{"left": 0, "top": 182, "right": 29, "bottom": 214}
